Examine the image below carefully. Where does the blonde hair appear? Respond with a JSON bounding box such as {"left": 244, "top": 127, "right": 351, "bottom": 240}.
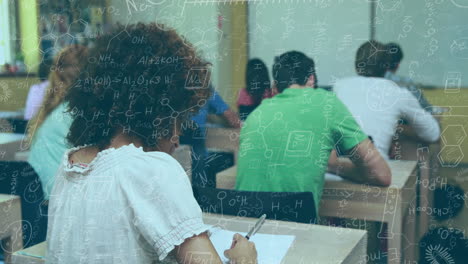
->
{"left": 27, "top": 45, "right": 88, "bottom": 140}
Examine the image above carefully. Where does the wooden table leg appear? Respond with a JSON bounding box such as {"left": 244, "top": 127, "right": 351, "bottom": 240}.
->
{"left": 0, "top": 196, "right": 23, "bottom": 264}
{"left": 380, "top": 188, "right": 402, "bottom": 264}
{"left": 2, "top": 222, "right": 23, "bottom": 264}
{"left": 402, "top": 198, "right": 418, "bottom": 263}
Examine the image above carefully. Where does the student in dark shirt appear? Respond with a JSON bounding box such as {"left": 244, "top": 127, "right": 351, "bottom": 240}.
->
{"left": 237, "top": 58, "right": 273, "bottom": 120}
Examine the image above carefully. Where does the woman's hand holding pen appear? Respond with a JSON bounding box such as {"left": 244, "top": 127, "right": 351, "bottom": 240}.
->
{"left": 224, "top": 233, "right": 257, "bottom": 264}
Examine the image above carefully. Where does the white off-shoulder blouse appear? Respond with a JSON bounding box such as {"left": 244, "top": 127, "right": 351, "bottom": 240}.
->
{"left": 46, "top": 144, "right": 209, "bottom": 264}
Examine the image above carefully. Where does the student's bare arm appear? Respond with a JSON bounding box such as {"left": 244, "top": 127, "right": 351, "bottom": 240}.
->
{"left": 175, "top": 232, "right": 257, "bottom": 264}
{"left": 328, "top": 139, "right": 391, "bottom": 186}
{"left": 223, "top": 109, "right": 242, "bottom": 128}
{"left": 175, "top": 232, "right": 223, "bottom": 264}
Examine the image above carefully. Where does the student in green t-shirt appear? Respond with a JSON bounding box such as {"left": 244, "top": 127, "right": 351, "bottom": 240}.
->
{"left": 235, "top": 51, "right": 391, "bottom": 214}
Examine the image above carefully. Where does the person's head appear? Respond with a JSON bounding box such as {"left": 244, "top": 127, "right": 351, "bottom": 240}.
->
{"left": 38, "top": 57, "right": 53, "bottom": 81}
{"left": 355, "top": 40, "right": 388, "bottom": 77}
{"left": 272, "top": 51, "right": 317, "bottom": 93}
{"left": 65, "top": 23, "right": 211, "bottom": 154}
{"left": 385, "top": 42, "right": 403, "bottom": 73}
{"left": 28, "top": 44, "right": 88, "bottom": 139}
{"left": 245, "top": 58, "right": 270, "bottom": 102}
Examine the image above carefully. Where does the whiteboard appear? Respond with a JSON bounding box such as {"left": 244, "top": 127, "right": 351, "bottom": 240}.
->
{"left": 248, "top": 0, "right": 371, "bottom": 86}
{"left": 375, "top": 0, "right": 468, "bottom": 87}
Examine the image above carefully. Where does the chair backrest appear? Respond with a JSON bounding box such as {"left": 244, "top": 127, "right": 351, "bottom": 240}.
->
{"left": 0, "top": 161, "right": 47, "bottom": 247}
{"left": 5, "top": 118, "right": 28, "bottom": 134}
{"left": 193, "top": 186, "right": 317, "bottom": 224}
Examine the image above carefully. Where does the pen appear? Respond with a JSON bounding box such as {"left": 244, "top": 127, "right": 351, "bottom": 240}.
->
{"left": 245, "top": 214, "right": 267, "bottom": 240}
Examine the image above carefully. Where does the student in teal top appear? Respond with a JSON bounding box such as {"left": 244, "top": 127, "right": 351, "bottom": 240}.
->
{"left": 236, "top": 51, "right": 392, "bottom": 215}
{"left": 27, "top": 44, "right": 88, "bottom": 200}
{"left": 28, "top": 103, "right": 73, "bottom": 199}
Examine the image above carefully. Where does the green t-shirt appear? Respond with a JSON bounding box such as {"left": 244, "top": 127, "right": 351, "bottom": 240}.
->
{"left": 235, "top": 88, "right": 367, "bottom": 215}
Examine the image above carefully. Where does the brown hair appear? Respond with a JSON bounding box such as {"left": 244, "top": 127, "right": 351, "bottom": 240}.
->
{"left": 355, "top": 40, "right": 387, "bottom": 77}
{"left": 27, "top": 45, "right": 88, "bottom": 139}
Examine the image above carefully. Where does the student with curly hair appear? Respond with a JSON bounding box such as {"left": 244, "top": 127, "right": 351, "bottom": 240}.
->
{"left": 46, "top": 23, "right": 257, "bottom": 264}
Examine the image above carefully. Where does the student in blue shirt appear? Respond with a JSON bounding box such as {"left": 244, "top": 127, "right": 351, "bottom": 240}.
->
{"left": 180, "top": 87, "right": 241, "bottom": 187}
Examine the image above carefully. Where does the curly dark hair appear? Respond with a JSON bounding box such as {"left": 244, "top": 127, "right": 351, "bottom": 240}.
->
{"left": 355, "top": 40, "right": 388, "bottom": 77}
{"left": 65, "top": 23, "right": 211, "bottom": 149}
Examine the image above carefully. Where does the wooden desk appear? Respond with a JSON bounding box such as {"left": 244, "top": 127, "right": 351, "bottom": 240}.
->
{"left": 390, "top": 136, "right": 440, "bottom": 244}
{"left": 390, "top": 114, "right": 443, "bottom": 243}
{"left": 0, "top": 111, "right": 24, "bottom": 120}
{"left": 14, "top": 151, "right": 29, "bottom": 161}
{"left": 12, "top": 241, "right": 45, "bottom": 264}
{"left": 0, "top": 133, "right": 25, "bottom": 161}
{"left": 216, "top": 161, "right": 419, "bottom": 264}
{"left": 13, "top": 146, "right": 191, "bottom": 165}
{"left": 13, "top": 213, "right": 367, "bottom": 264}
{"left": 0, "top": 194, "right": 23, "bottom": 264}
{"left": 205, "top": 127, "right": 240, "bottom": 162}
{"left": 204, "top": 213, "right": 367, "bottom": 263}
{"left": 216, "top": 165, "right": 237, "bottom": 189}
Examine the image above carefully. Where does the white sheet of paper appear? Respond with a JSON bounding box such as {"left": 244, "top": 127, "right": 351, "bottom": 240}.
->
{"left": 209, "top": 227, "right": 295, "bottom": 264}
{"left": 325, "top": 172, "right": 343, "bottom": 181}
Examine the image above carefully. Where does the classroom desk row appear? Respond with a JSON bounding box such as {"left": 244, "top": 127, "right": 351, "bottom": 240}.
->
{"left": 216, "top": 160, "right": 419, "bottom": 264}
{"left": 0, "top": 128, "right": 436, "bottom": 264}
{"left": 9, "top": 208, "right": 368, "bottom": 264}
{"left": 0, "top": 133, "right": 25, "bottom": 161}
{"left": 0, "top": 135, "right": 193, "bottom": 183}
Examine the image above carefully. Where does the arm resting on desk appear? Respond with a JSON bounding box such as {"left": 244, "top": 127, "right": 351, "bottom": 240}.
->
{"left": 175, "top": 232, "right": 223, "bottom": 264}
{"left": 175, "top": 232, "right": 257, "bottom": 264}
{"left": 328, "top": 139, "right": 392, "bottom": 186}
{"left": 223, "top": 109, "right": 242, "bottom": 128}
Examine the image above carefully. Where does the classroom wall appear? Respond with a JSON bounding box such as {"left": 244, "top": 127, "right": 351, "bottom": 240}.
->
{"left": 109, "top": 0, "right": 222, "bottom": 91}
{"left": 374, "top": 1, "right": 467, "bottom": 87}
{"left": 248, "top": 0, "right": 370, "bottom": 86}
{"left": 0, "top": 76, "right": 39, "bottom": 111}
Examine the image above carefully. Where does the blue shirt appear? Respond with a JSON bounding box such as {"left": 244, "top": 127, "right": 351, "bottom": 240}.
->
{"left": 28, "top": 103, "right": 73, "bottom": 199}
{"left": 191, "top": 90, "right": 229, "bottom": 128}
{"left": 180, "top": 91, "right": 229, "bottom": 159}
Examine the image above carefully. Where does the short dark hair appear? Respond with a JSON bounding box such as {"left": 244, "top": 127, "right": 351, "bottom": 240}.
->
{"left": 355, "top": 40, "right": 388, "bottom": 77}
{"left": 385, "top": 42, "right": 404, "bottom": 71}
{"left": 272, "top": 51, "right": 316, "bottom": 93}
{"left": 245, "top": 58, "right": 270, "bottom": 99}
{"left": 65, "top": 23, "right": 211, "bottom": 149}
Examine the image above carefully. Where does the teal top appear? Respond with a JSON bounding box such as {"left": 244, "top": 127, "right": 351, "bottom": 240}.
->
{"left": 28, "top": 103, "right": 73, "bottom": 200}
